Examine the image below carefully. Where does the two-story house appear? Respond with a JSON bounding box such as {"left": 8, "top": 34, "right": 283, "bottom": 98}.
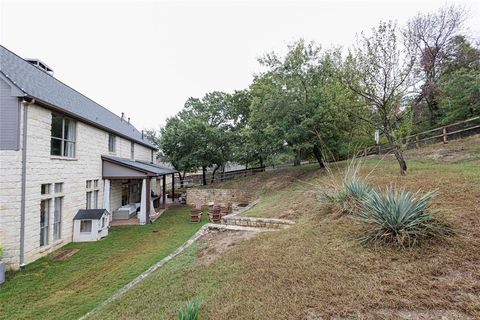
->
{"left": 0, "top": 46, "right": 176, "bottom": 270}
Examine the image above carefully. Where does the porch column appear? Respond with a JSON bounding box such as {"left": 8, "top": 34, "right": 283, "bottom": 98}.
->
{"left": 162, "top": 175, "right": 166, "bottom": 208}
{"left": 146, "top": 177, "right": 151, "bottom": 224}
{"left": 139, "top": 178, "right": 147, "bottom": 225}
{"left": 103, "top": 179, "right": 111, "bottom": 214}
{"left": 171, "top": 173, "right": 175, "bottom": 203}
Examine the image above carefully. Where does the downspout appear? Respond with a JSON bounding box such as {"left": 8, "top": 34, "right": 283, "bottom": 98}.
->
{"left": 19, "top": 98, "right": 34, "bottom": 269}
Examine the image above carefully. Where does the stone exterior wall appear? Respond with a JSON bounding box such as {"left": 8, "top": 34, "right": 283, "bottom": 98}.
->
{"left": 186, "top": 188, "right": 258, "bottom": 207}
{"left": 0, "top": 102, "right": 156, "bottom": 269}
{"left": 221, "top": 216, "right": 295, "bottom": 229}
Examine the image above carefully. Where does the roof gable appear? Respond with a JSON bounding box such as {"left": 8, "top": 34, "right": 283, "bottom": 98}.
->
{"left": 0, "top": 45, "right": 156, "bottom": 150}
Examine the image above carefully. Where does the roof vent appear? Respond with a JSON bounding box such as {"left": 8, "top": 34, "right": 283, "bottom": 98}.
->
{"left": 25, "top": 58, "right": 54, "bottom": 75}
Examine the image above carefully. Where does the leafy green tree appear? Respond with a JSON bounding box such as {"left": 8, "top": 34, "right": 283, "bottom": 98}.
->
{"left": 437, "top": 36, "right": 480, "bottom": 123}
{"left": 404, "top": 5, "right": 466, "bottom": 125}
{"left": 344, "top": 21, "right": 416, "bottom": 175}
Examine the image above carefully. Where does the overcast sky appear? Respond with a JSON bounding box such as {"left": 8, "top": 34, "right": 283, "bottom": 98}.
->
{"left": 1, "top": 0, "right": 479, "bottom": 130}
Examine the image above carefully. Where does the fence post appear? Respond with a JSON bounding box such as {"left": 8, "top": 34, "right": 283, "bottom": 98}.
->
{"left": 443, "top": 127, "right": 448, "bottom": 144}
{"left": 415, "top": 134, "right": 420, "bottom": 148}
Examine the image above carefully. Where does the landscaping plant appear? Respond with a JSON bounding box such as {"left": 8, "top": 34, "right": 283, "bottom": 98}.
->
{"left": 357, "top": 187, "right": 447, "bottom": 247}
{"left": 178, "top": 299, "right": 200, "bottom": 320}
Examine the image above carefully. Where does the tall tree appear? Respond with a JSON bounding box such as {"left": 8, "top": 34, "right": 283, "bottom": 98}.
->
{"left": 344, "top": 21, "right": 416, "bottom": 175}
{"left": 404, "top": 5, "right": 466, "bottom": 125}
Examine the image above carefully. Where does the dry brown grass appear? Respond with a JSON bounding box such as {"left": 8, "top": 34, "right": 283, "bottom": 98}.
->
{"left": 91, "top": 138, "right": 480, "bottom": 319}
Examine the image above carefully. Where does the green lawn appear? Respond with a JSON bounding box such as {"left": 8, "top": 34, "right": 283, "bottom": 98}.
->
{"left": 0, "top": 205, "right": 206, "bottom": 320}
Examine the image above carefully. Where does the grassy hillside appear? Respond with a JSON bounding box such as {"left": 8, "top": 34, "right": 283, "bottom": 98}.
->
{"left": 90, "top": 137, "right": 480, "bottom": 319}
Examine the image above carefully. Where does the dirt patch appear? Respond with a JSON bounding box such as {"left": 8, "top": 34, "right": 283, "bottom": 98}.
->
{"left": 196, "top": 230, "right": 259, "bottom": 266}
{"left": 50, "top": 248, "right": 79, "bottom": 261}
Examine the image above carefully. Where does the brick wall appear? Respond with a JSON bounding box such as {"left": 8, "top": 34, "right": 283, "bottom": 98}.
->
{"left": 186, "top": 188, "right": 257, "bottom": 207}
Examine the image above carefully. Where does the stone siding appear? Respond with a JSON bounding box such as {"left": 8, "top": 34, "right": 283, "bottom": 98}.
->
{"left": 0, "top": 102, "right": 155, "bottom": 269}
{"left": 186, "top": 188, "right": 257, "bottom": 207}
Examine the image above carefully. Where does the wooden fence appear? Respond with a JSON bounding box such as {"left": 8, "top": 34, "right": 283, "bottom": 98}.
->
{"left": 171, "top": 117, "right": 479, "bottom": 189}
{"left": 366, "top": 116, "right": 480, "bottom": 155}
{"left": 173, "top": 160, "right": 315, "bottom": 188}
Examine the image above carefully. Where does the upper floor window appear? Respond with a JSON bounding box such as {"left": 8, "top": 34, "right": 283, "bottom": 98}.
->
{"left": 51, "top": 113, "right": 76, "bottom": 157}
{"left": 130, "top": 141, "right": 134, "bottom": 160}
{"left": 108, "top": 134, "right": 116, "bottom": 153}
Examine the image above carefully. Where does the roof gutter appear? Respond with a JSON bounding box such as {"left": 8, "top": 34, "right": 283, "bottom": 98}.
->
{"left": 19, "top": 97, "right": 35, "bottom": 270}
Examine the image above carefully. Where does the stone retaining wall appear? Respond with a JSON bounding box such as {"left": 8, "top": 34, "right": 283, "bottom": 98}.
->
{"left": 221, "top": 216, "right": 295, "bottom": 229}
{"left": 186, "top": 188, "right": 257, "bottom": 207}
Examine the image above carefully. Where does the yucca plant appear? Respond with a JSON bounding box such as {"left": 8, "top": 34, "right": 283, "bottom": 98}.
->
{"left": 178, "top": 299, "right": 200, "bottom": 320}
{"left": 357, "top": 187, "right": 446, "bottom": 247}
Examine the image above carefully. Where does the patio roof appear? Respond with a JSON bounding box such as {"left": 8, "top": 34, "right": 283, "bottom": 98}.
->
{"left": 102, "top": 155, "right": 177, "bottom": 179}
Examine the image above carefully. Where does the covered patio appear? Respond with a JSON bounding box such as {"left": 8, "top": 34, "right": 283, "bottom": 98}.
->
{"left": 102, "top": 155, "right": 178, "bottom": 225}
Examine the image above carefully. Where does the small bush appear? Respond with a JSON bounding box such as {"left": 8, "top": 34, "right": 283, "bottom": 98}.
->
{"left": 325, "top": 178, "right": 373, "bottom": 216}
{"left": 178, "top": 299, "right": 200, "bottom": 320}
{"left": 357, "top": 187, "right": 448, "bottom": 247}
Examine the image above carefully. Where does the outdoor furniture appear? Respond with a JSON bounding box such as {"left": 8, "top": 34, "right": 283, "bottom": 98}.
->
{"left": 220, "top": 203, "right": 231, "bottom": 217}
{"left": 113, "top": 203, "right": 139, "bottom": 220}
{"left": 190, "top": 203, "right": 202, "bottom": 223}
{"left": 208, "top": 204, "right": 221, "bottom": 222}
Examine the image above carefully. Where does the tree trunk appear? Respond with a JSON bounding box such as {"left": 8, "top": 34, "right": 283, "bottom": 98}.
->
{"left": 211, "top": 165, "right": 219, "bottom": 184}
{"left": 393, "top": 147, "right": 408, "bottom": 175}
{"left": 312, "top": 145, "right": 325, "bottom": 168}
{"left": 293, "top": 149, "right": 301, "bottom": 166}
{"left": 177, "top": 172, "right": 184, "bottom": 188}
{"left": 385, "top": 132, "right": 408, "bottom": 175}
{"left": 202, "top": 166, "right": 207, "bottom": 185}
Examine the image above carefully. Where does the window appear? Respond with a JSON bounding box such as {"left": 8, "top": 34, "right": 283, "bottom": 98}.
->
{"left": 80, "top": 220, "right": 92, "bottom": 233}
{"left": 108, "top": 134, "right": 116, "bottom": 153}
{"left": 86, "top": 179, "right": 100, "bottom": 209}
{"left": 131, "top": 141, "right": 135, "bottom": 160}
{"left": 54, "top": 183, "right": 63, "bottom": 193}
{"left": 151, "top": 150, "right": 154, "bottom": 162}
{"left": 93, "top": 190, "right": 99, "bottom": 209}
{"left": 51, "top": 113, "right": 76, "bottom": 157}
{"left": 41, "top": 184, "right": 50, "bottom": 195}
{"left": 102, "top": 216, "right": 107, "bottom": 228}
{"left": 53, "top": 197, "right": 62, "bottom": 240}
{"left": 40, "top": 199, "right": 50, "bottom": 246}
{"left": 86, "top": 191, "right": 92, "bottom": 209}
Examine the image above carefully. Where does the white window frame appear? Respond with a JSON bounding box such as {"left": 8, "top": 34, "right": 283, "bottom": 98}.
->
{"left": 51, "top": 113, "right": 76, "bottom": 158}
{"left": 108, "top": 134, "right": 116, "bottom": 153}
{"left": 40, "top": 199, "right": 50, "bottom": 247}
{"left": 53, "top": 196, "right": 63, "bottom": 241}
{"left": 86, "top": 179, "right": 100, "bottom": 209}
{"left": 80, "top": 220, "right": 92, "bottom": 233}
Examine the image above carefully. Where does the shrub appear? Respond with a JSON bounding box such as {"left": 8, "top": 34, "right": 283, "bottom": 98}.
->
{"left": 357, "top": 187, "right": 447, "bottom": 247}
{"left": 178, "top": 299, "right": 200, "bottom": 320}
{"left": 325, "top": 177, "right": 374, "bottom": 216}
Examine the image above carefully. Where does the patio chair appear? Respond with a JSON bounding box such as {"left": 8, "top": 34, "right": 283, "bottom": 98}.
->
{"left": 208, "top": 205, "right": 221, "bottom": 222}
{"left": 190, "top": 203, "right": 202, "bottom": 223}
{"left": 219, "top": 203, "right": 231, "bottom": 217}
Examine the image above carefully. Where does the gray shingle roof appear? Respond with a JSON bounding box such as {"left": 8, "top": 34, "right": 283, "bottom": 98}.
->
{"left": 74, "top": 209, "right": 109, "bottom": 220}
{"left": 102, "top": 155, "right": 177, "bottom": 175}
{"left": 0, "top": 45, "right": 156, "bottom": 149}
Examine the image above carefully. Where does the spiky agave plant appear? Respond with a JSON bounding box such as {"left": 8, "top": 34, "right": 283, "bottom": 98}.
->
{"left": 178, "top": 299, "right": 200, "bottom": 320}
{"left": 357, "top": 187, "right": 446, "bottom": 247}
